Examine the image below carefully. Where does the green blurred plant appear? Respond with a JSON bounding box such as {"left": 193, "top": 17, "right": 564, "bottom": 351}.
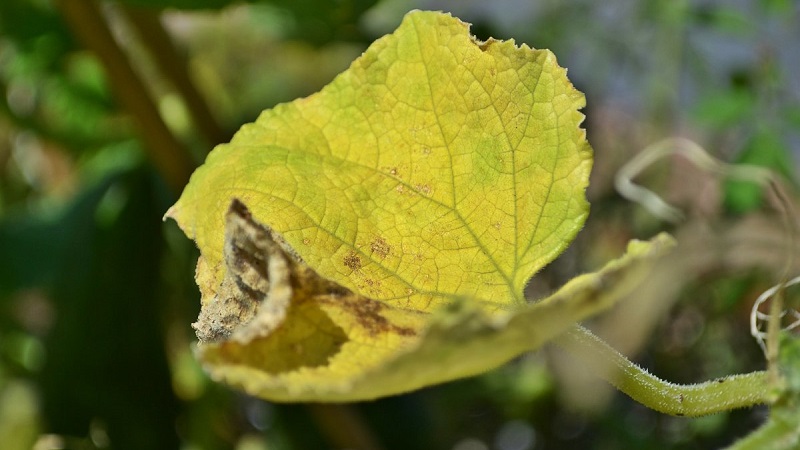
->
{"left": 0, "top": 1, "right": 798, "bottom": 449}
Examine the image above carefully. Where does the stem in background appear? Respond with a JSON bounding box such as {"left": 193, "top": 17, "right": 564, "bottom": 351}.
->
{"left": 767, "top": 281, "right": 785, "bottom": 388}
{"left": 766, "top": 179, "right": 797, "bottom": 387}
{"left": 554, "top": 325, "right": 770, "bottom": 417}
{"left": 646, "top": 0, "right": 688, "bottom": 128}
{"left": 56, "top": 0, "right": 195, "bottom": 193}
{"left": 121, "top": 5, "right": 228, "bottom": 148}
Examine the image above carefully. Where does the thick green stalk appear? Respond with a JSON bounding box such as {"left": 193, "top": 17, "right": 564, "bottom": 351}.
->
{"left": 554, "top": 325, "right": 770, "bottom": 417}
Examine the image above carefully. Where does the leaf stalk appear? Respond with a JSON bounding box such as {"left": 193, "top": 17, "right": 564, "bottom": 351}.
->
{"left": 554, "top": 325, "right": 770, "bottom": 417}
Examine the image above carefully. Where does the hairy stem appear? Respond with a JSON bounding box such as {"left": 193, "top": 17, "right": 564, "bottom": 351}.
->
{"left": 554, "top": 325, "right": 770, "bottom": 417}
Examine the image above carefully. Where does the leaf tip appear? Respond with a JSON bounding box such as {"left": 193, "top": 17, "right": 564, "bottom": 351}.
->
{"left": 162, "top": 204, "right": 178, "bottom": 222}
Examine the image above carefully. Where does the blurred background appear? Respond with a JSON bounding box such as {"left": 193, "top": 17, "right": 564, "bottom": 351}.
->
{"left": 0, "top": 0, "right": 798, "bottom": 449}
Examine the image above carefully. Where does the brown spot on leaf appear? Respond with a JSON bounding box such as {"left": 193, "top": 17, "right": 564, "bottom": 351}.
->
{"left": 343, "top": 251, "right": 362, "bottom": 271}
{"left": 361, "top": 278, "right": 384, "bottom": 298}
{"left": 370, "top": 237, "right": 390, "bottom": 259}
{"left": 363, "top": 278, "right": 381, "bottom": 289}
{"left": 314, "top": 292, "right": 416, "bottom": 337}
{"left": 350, "top": 296, "right": 415, "bottom": 336}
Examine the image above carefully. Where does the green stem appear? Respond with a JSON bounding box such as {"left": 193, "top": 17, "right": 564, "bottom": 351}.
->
{"left": 554, "top": 325, "right": 770, "bottom": 417}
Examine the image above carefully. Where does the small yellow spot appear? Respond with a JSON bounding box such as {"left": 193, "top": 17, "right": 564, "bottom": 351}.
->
{"left": 414, "top": 184, "right": 432, "bottom": 196}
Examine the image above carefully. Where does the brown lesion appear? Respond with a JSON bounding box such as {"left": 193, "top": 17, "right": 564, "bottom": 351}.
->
{"left": 318, "top": 292, "right": 416, "bottom": 337}
{"left": 193, "top": 199, "right": 279, "bottom": 342}
{"left": 195, "top": 198, "right": 417, "bottom": 372}
{"left": 343, "top": 251, "right": 362, "bottom": 271}
{"left": 370, "top": 237, "right": 390, "bottom": 259}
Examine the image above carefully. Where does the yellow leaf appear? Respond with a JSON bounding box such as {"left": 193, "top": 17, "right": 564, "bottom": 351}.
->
{"left": 196, "top": 223, "right": 674, "bottom": 401}
{"left": 166, "top": 10, "right": 662, "bottom": 402}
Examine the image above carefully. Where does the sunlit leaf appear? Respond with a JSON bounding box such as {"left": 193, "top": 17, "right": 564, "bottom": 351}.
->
{"left": 167, "top": 10, "right": 672, "bottom": 401}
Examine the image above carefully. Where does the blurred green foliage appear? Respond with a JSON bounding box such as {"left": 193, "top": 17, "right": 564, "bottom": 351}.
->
{"left": 727, "top": 332, "right": 800, "bottom": 449}
{"left": 0, "top": 0, "right": 798, "bottom": 449}
{"left": 116, "top": 0, "right": 377, "bottom": 45}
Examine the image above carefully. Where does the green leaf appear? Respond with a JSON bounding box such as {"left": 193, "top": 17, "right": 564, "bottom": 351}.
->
{"left": 724, "top": 129, "right": 795, "bottom": 214}
{"left": 691, "top": 89, "right": 755, "bottom": 129}
{"left": 167, "top": 10, "right": 668, "bottom": 401}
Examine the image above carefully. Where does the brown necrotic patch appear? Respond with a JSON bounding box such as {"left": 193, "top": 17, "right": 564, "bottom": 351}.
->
{"left": 333, "top": 294, "right": 416, "bottom": 337}
{"left": 193, "top": 199, "right": 276, "bottom": 342}
{"left": 343, "top": 251, "right": 362, "bottom": 271}
{"left": 370, "top": 237, "right": 390, "bottom": 259}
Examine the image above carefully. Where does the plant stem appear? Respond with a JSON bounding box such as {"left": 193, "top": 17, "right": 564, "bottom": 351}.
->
{"left": 554, "top": 325, "right": 770, "bottom": 417}
{"left": 120, "top": 5, "right": 227, "bottom": 147}
{"left": 57, "top": 0, "right": 195, "bottom": 193}
{"left": 766, "top": 179, "right": 797, "bottom": 387}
